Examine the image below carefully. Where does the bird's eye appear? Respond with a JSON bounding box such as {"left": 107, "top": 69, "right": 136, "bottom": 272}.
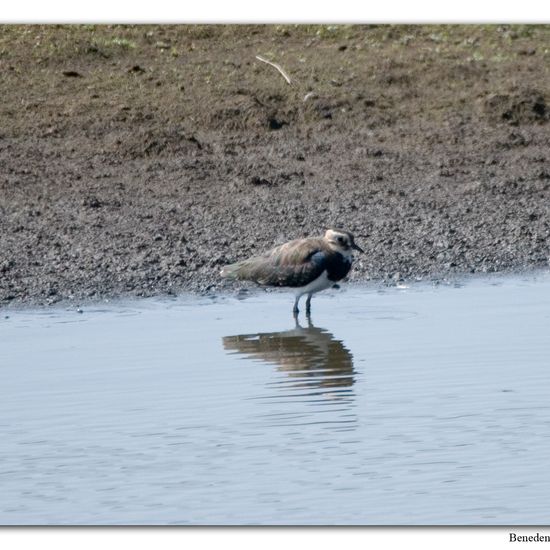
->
{"left": 337, "top": 236, "right": 344, "bottom": 243}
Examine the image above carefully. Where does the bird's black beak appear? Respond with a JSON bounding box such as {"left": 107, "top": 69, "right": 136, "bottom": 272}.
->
{"left": 352, "top": 242, "right": 364, "bottom": 253}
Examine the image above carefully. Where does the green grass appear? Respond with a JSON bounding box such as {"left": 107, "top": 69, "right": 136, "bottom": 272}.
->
{"left": 2, "top": 24, "right": 550, "bottom": 62}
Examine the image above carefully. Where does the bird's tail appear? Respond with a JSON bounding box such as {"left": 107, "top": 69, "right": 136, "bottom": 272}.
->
{"left": 220, "top": 261, "right": 243, "bottom": 279}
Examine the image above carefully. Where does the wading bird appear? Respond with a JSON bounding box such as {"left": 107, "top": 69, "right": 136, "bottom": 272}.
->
{"left": 220, "top": 229, "right": 364, "bottom": 314}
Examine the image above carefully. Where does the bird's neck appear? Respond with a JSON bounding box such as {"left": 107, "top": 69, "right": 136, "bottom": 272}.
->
{"left": 339, "top": 249, "right": 353, "bottom": 262}
{"left": 326, "top": 243, "right": 353, "bottom": 261}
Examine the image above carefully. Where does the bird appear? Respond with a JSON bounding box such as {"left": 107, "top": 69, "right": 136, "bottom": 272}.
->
{"left": 220, "top": 229, "right": 364, "bottom": 314}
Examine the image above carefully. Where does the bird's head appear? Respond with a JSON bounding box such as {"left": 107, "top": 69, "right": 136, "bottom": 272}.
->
{"left": 324, "top": 229, "right": 364, "bottom": 255}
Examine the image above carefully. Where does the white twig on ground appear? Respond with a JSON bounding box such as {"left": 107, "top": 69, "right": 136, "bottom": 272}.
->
{"left": 255, "top": 55, "right": 292, "bottom": 85}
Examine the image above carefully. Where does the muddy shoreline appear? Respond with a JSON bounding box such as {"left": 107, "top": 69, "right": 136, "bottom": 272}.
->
{"left": 1, "top": 25, "right": 550, "bottom": 307}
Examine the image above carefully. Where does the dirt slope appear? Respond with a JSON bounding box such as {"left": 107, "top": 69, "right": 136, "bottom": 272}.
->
{"left": 1, "top": 24, "right": 549, "bottom": 306}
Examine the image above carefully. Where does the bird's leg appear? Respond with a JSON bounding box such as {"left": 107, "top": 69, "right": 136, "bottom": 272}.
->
{"left": 293, "top": 295, "right": 301, "bottom": 315}
{"left": 305, "top": 293, "right": 313, "bottom": 314}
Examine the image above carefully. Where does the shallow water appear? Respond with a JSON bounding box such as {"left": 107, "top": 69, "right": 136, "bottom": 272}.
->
{"left": 1, "top": 273, "right": 550, "bottom": 525}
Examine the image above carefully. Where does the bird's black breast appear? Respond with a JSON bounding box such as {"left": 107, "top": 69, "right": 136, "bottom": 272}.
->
{"left": 325, "top": 252, "right": 352, "bottom": 282}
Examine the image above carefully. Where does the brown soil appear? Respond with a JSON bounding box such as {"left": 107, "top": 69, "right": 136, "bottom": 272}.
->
{"left": 1, "top": 24, "right": 550, "bottom": 307}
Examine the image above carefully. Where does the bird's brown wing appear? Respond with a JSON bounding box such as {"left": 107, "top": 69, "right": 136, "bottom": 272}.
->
{"left": 221, "top": 238, "right": 329, "bottom": 287}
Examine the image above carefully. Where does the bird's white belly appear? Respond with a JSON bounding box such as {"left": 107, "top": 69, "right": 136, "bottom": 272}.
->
{"left": 296, "top": 271, "right": 333, "bottom": 296}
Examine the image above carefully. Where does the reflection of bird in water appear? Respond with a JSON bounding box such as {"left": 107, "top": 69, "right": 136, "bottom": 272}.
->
{"left": 223, "top": 316, "right": 355, "bottom": 393}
